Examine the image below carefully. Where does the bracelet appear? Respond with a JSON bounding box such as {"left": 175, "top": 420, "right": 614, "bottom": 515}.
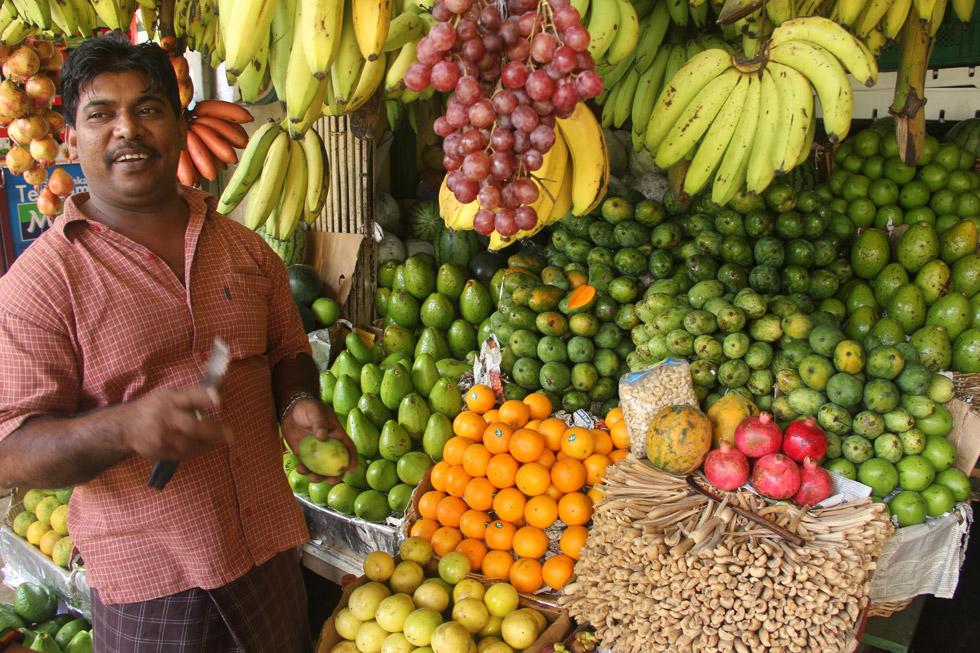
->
{"left": 0, "top": 628, "right": 25, "bottom": 652}
{"left": 279, "top": 391, "right": 317, "bottom": 423}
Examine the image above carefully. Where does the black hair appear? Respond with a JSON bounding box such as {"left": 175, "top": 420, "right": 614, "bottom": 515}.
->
{"left": 60, "top": 33, "right": 181, "bottom": 128}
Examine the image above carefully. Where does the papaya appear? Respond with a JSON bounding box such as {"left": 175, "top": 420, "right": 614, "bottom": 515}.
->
{"left": 645, "top": 404, "right": 713, "bottom": 475}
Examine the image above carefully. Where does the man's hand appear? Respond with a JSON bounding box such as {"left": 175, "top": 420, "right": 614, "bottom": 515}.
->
{"left": 281, "top": 399, "right": 357, "bottom": 484}
{"left": 122, "top": 386, "right": 233, "bottom": 461}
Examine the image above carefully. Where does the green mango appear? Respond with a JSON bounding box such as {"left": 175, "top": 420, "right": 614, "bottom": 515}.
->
{"left": 428, "top": 376, "right": 463, "bottom": 419}
{"left": 422, "top": 413, "right": 454, "bottom": 461}
{"left": 459, "top": 279, "right": 493, "bottom": 325}
{"left": 345, "top": 331, "right": 374, "bottom": 364}
{"left": 415, "top": 326, "right": 451, "bottom": 361}
{"left": 382, "top": 325, "right": 417, "bottom": 356}
{"left": 331, "top": 374, "right": 360, "bottom": 417}
{"left": 378, "top": 420, "right": 412, "bottom": 462}
{"left": 910, "top": 325, "right": 952, "bottom": 371}
{"left": 411, "top": 353, "right": 440, "bottom": 398}
{"left": 952, "top": 328, "right": 980, "bottom": 372}
{"left": 318, "top": 371, "right": 337, "bottom": 404}
{"left": 435, "top": 358, "right": 472, "bottom": 384}
{"left": 851, "top": 228, "right": 890, "bottom": 279}
{"left": 951, "top": 253, "right": 980, "bottom": 297}
{"left": 420, "top": 292, "right": 456, "bottom": 330}
{"left": 346, "top": 408, "right": 380, "bottom": 458}
{"left": 397, "top": 393, "right": 431, "bottom": 441}
{"left": 379, "top": 365, "right": 414, "bottom": 410}
{"left": 940, "top": 219, "right": 979, "bottom": 264}
{"left": 886, "top": 283, "right": 927, "bottom": 334}
{"left": 872, "top": 263, "right": 909, "bottom": 308}
{"left": 914, "top": 259, "right": 952, "bottom": 305}
{"left": 896, "top": 222, "right": 939, "bottom": 275}
{"left": 360, "top": 363, "right": 384, "bottom": 396}
{"left": 356, "top": 393, "right": 391, "bottom": 430}
{"left": 404, "top": 255, "right": 437, "bottom": 300}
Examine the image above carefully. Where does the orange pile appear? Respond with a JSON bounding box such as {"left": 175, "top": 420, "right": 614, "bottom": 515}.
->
{"left": 410, "top": 388, "right": 630, "bottom": 593}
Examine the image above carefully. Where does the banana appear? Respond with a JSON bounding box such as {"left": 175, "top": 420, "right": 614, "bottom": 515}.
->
{"left": 745, "top": 68, "right": 780, "bottom": 195}
{"left": 768, "top": 39, "right": 853, "bottom": 143}
{"left": 613, "top": 65, "right": 641, "bottom": 128}
{"left": 836, "top": 0, "right": 866, "bottom": 25}
{"left": 217, "top": 120, "right": 282, "bottom": 214}
{"left": 768, "top": 16, "right": 878, "bottom": 87}
{"left": 302, "top": 0, "right": 345, "bottom": 79}
{"left": 854, "top": 0, "right": 893, "bottom": 36}
{"left": 49, "top": 0, "right": 78, "bottom": 36}
{"left": 765, "top": 0, "right": 794, "bottom": 24}
{"left": 237, "top": 38, "right": 270, "bottom": 104}
{"left": 883, "top": 0, "right": 914, "bottom": 39}
{"left": 768, "top": 61, "right": 814, "bottom": 175}
{"left": 796, "top": 102, "right": 818, "bottom": 168}
{"left": 661, "top": 44, "right": 686, "bottom": 94}
{"left": 684, "top": 72, "right": 749, "bottom": 196}
{"left": 631, "top": 46, "right": 670, "bottom": 150}
{"left": 699, "top": 33, "right": 734, "bottom": 53}
{"left": 352, "top": 0, "right": 390, "bottom": 61}
{"left": 665, "top": 0, "right": 688, "bottom": 26}
{"left": 953, "top": 0, "right": 975, "bottom": 21}
{"left": 712, "top": 73, "right": 761, "bottom": 206}
{"left": 606, "top": 0, "right": 640, "bottom": 65}
{"left": 930, "top": 0, "right": 948, "bottom": 36}
{"left": 1, "top": 18, "right": 35, "bottom": 45}
{"left": 556, "top": 103, "right": 609, "bottom": 216}
{"left": 570, "top": 0, "right": 589, "bottom": 16}
{"left": 633, "top": 2, "right": 670, "bottom": 73}
{"left": 271, "top": 139, "right": 309, "bottom": 240}
{"left": 300, "top": 128, "right": 327, "bottom": 214}
{"left": 600, "top": 48, "right": 637, "bottom": 90}
{"left": 222, "top": 0, "right": 279, "bottom": 76}
{"left": 268, "top": 0, "right": 296, "bottom": 100}
{"left": 654, "top": 67, "right": 740, "bottom": 170}
{"left": 600, "top": 79, "right": 622, "bottom": 128}
{"left": 245, "top": 130, "right": 292, "bottom": 230}
{"left": 384, "top": 36, "right": 419, "bottom": 94}
{"left": 586, "top": 0, "right": 621, "bottom": 61}
{"left": 548, "top": 152, "right": 575, "bottom": 225}
{"left": 644, "top": 48, "right": 733, "bottom": 153}
{"left": 91, "top": 0, "right": 123, "bottom": 30}
{"left": 345, "top": 52, "right": 387, "bottom": 112}
{"left": 331, "top": 6, "right": 364, "bottom": 105}
{"left": 383, "top": 10, "right": 422, "bottom": 51}
{"left": 0, "top": 10, "right": 14, "bottom": 36}
{"left": 685, "top": 39, "right": 704, "bottom": 61}
{"left": 914, "top": 0, "right": 939, "bottom": 20}
{"left": 630, "top": 0, "right": 657, "bottom": 19}
{"left": 290, "top": 76, "right": 330, "bottom": 137}
{"left": 285, "top": 9, "right": 323, "bottom": 128}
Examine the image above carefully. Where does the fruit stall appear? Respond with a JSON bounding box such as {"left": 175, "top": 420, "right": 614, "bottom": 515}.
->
{"left": 3, "top": 0, "right": 980, "bottom": 652}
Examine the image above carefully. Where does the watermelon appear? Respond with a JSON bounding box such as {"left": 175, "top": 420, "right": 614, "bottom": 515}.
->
{"left": 287, "top": 264, "right": 323, "bottom": 305}
{"left": 407, "top": 200, "right": 443, "bottom": 241}
{"left": 435, "top": 227, "right": 481, "bottom": 267}
{"left": 375, "top": 191, "right": 403, "bottom": 237}
{"left": 259, "top": 223, "right": 308, "bottom": 267}
{"left": 945, "top": 118, "right": 980, "bottom": 157}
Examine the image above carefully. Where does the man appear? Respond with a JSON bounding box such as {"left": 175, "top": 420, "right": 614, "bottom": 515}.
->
{"left": 0, "top": 35, "right": 354, "bottom": 652}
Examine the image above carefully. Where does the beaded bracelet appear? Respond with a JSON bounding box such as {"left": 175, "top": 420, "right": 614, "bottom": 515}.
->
{"left": 279, "top": 391, "right": 318, "bottom": 423}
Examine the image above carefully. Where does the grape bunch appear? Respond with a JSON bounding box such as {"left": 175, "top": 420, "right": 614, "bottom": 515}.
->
{"left": 404, "top": 0, "right": 602, "bottom": 238}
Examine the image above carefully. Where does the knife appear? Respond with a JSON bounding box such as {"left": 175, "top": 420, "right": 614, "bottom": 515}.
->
{"left": 147, "top": 337, "right": 231, "bottom": 491}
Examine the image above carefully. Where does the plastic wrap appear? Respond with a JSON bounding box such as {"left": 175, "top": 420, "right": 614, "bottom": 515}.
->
{"left": 296, "top": 495, "right": 404, "bottom": 561}
{"left": 0, "top": 526, "right": 91, "bottom": 620}
{"left": 618, "top": 358, "right": 698, "bottom": 457}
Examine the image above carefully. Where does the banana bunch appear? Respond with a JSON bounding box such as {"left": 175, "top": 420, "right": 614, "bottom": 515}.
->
{"left": 176, "top": 99, "right": 253, "bottom": 186}
{"left": 172, "top": 0, "right": 225, "bottom": 69}
{"left": 216, "top": 119, "right": 329, "bottom": 241}
{"left": 440, "top": 103, "right": 609, "bottom": 251}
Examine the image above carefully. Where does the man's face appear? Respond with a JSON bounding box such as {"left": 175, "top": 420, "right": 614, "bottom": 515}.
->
{"left": 66, "top": 70, "right": 185, "bottom": 209}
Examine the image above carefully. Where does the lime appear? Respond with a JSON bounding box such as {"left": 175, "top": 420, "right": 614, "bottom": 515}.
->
{"left": 23, "top": 489, "right": 46, "bottom": 513}
{"left": 51, "top": 536, "right": 73, "bottom": 568}
{"left": 834, "top": 142, "right": 854, "bottom": 165}
{"left": 919, "top": 136, "right": 940, "bottom": 165}
{"left": 311, "top": 297, "right": 340, "bottom": 326}
{"left": 55, "top": 619, "right": 89, "bottom": 650}
{"left": 934, "top": 143, "right": 962, "bottom": 172}
{"left": 858, "top": 457, "right": 898, "bottom": 496}
{"left": 861, "top": 155, "right": 886, "bottom": 180}
{"left": 960, "top": 149, "right": 976, "bottom": 171}
{"left": 868, "top": 178, "right": 899, "bottom": 206}
{"left": 916, "top": 163, "right": 948, "bottom": 192}
{"left": 854, "top": 130, "right": 883, "bottom": 157}
{"left": 934, "top": 467, "right": 971, "bottom": 502}
{"left": 875, "top": 205, "right": 904, "bottom": 228}
{"left": 842, "top": 153, "right": 866, "bottom": 174}
{"left": 884, "top": 156, "right": 916, "bottom": 185}
{"left": 65, "top": 630, "right": 93, "bottom": 653}
{"left": 956, "top": 191, "right": 980, "bottom": 217}
{"left": 881, "top": 132, "right": 900, "bottom": 158}
{"left": 847, "top": 197, "right": 877, "bottom": 228}
{"left": 841, "top": 174, "right": 872, "bottom": 201}
{"left": 904, "top": 206, "right": 936, "bottom": 225}
{"left": 947, "top": 170, "right": 973, "bottom": 194}
{"left": 12, "top": 510, "right": 36, "bottom": 537}
{"left": 890, "top": 490, "right": 927, "bottom": 526}
{"left": 930, "top": 188, "right": 957, "bottom": 214}
{"left": 816, "top": 183, "right": 834, "bottom": 201}
{"left": 921, "top": 483, "right": 956, "bottom": 517}
{"left": 898, "top": 180, "right": 930, "bottom": 209}
{"left": 830, "top": 197, "right": 848, "bottom": 214}
{"left": 828, "top": 168, "right": 851, "bottom": 196}
{"left": 921, "top": 435, "right": 957, "bottom": 472}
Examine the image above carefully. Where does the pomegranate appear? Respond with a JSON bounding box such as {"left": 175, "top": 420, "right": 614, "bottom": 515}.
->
{"left": 733, "top": 412, "right": 783, "bottom": 458}
{"left": 5, "top": 146, "right": 34, "bottom": 174}
{"left": 31, "top": 40, "right": 55, "bottom": 64}
{"left": 8, "top": 45, "right": 40, "bottom": 78}
{"left": 781, "top": 416, "right": 828, "bottom": 463}
{"left": 0, "top": 44, "right": 11, "bottom": 62}
{"left": 30, "top": 136, "right": 60, "bottom": 166}
{"left": 47, "top": 167, "right": 74, "bottom": 197}
{"left": 42, "top": 48, "right": 64, "bottom": 73}
{"left": 44, "top": 108, "right": 64, "bottom": 134}
{"left": 8, "top": 115, "right": 49, "bottom": 145}
{"left": 0, "top": 80, "right": 30, "bottom": 121}
{"left": 25, "top": 74, "right": 56, "bottom": 107}
{"left": 23, "top": 165, "right": 47, "bottom": 189}
{"left": 793, "top": 457, "right": 835, "bottom": 507}
{"left": 752, "top": 453, "right": 801, "bottom": 500}
{"left": 36, "top": 187, "right": 62, "bottom": 216}
{"left": 704, "top": 441, "right": 750, "bottom": 491}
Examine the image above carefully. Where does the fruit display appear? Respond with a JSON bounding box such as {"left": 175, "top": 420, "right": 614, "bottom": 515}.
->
{"left": 286, "top": 262, "right": 341, "bottom": 332}
{"left": 323, "top": 538, "right": 557, "bottom": 653}
{"left": 9, "top": 487, "right": 75, "bottom": 569}
{"left": 1, "top": 583, "right": 92, "bottom": 653}
{"left": 409, "top": 388, "right": 631, "bottom": 593}
{"left": 176, "top": 99, "right": 257, "bottom": 186}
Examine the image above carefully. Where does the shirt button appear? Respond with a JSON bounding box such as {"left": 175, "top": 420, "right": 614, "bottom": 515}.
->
{"left": 244, "top": 507, "right": 252, "bottom": 517}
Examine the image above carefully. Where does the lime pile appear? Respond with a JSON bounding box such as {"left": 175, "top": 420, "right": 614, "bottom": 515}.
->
{"left": 0, "top": 582, "right": 92, "bottom": 653}
{"left": 10, "top": 488, "right": 73, "bottom": 569}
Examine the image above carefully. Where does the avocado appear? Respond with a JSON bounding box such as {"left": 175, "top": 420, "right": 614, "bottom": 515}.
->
{"left": 851, "top": 228, "right": 890, "bottom": 279}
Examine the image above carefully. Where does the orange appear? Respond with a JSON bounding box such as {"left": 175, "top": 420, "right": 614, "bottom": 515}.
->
{"left": 463, "top": 476, "right": 496, "bottom": 512}
{"left": 509, "top": 429, "right": 546, "bottom": 463}
{"left": 462, "top": 443, "right": 492, "bottom": 478}
{"left": 605, "top": 406, "right": 623, "bottom": 427}
{"left": 454, "top": 411, "right": 488, "bottom": 441}
{"left": 436, "top": 495, "right": 468, "bottom": 528}
{"left": 514, "top": 462, "right": 551, "bottom": 497}
{"left": 431, "top": 526, "right": 464, "bottom": 557}
{"left": 445, "top": 465, "right": 473, "bottom": 498}
{"left": 481, "top": 550, "right": 514, "bottom": 579}
{"left": 608, "top": 449, "right": 629, "bottom": 464}
{"left": 545, "top": 483, "right": 564, "bottom": 502}
{"left": 509, "top": 557, "right": 543, "bottom": 593}
{"left": 587, "top": 487, "right": 604, "bottom": 505}
{"left": 524, "top": 495, "right": 558, "bottom": 529}
{"left": 590, "top": 429, "right": 614, "bottom": 456}
{"left": 498, "top": 399, "right": 531, "bottom": 428}
{"left": 583, "top": 453, "right": 612, "bottom": 485}
{"left": 513, "top": 525, "right": 549, "bottom": 559}
{"left": 466, "top": 384, "right": 496, "bottom": 413}
{"left": 558, "top": 492, "right": 593, "bottom": 526}
{"left": 523, "top": 392, "right": 552, "bottom": 420}
{"left": 459, "top": 509, "right": 491, "bottom": 540}
{"left": 444, "top": 436, "right": 476, "bottom": 466}
{"left": 492, "top": 487, "right": 527, "bottom": 523}
{"left": 609, "top": 420, "right": 629, "bottom": 450}
{"left": 430, "top": 460, "right": 451, "bottom": 492}
{"left": 485, "top": 520, "right": 517, "bottom": 551}
{"left": 536, "top": 448, "right": 557, "bottom": 469}
{"left": 556, "top": 450, "right": 569, "bottom": 461}
{"left": 551, "top": 458, "right": 587, "bottom": 493}
{"left": 525, "top": 419, "right": 542, "bottom": 432}
{"left": 486, "top": 453, "right": 519, "bottom": 490}
{"left": 483, "top": 422, "right": 514, "bottom": 455}
{"left": 456, "top": 538, "right": 488, "bottom": 571}
{"left": 542, "top": 554, "right": 575, "bottom": 590}
{"left": 410, "top": 518, "right": 439, "bottom": 541}
{"left": 418, "top": 490, "right": 447, "bottom": 520}
{"left": 483, "top": 408, "right": 500, "bottom": 424}
{"left": 561, "top": 427, "right": 594, "bottom": 460}
{"left": 538, "top": 418, "right": 568, "bottom": 451}
{"left": 559, "top": 525, "right": 589, "bottom": 560}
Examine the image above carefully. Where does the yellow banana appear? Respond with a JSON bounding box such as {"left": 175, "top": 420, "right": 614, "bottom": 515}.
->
{"left": 634, "top": 2, "right": 669, "bottom": 73}
{"left": 290, "top": 76, "right": 330, "bottom": 138}
{"left": 712, "top": 73, "right": 761, "bottom": 206}
{"left": 285, "top": 4, "right": 323, "bottom": 129}
{"left": 245, "top": 130, "right": 292, "bottom": 230}
{"left": 49, "top": 0, "right": 77, "bottom": 36}
{"left": 768, "top": 16, "right": 878, "bottom": 87}
{"left": 383, "top": 10, "right": 422, "bottom": 51}
{"left": 345, "top": 51, "right": 387, "bottom": 112}
{"left": 302, "top": 0, "right": 344, "bottom": 79}
{"left": 586, "top": 0, "right": 621, "bottom": 61}
{"left": 548, "top": 153, "right": 575, "bottom": 225}
{"left": 884, "top": 0, "right": 914, "bottom": 39}
{"left": 854, "top": 0, "right": 893, "bottom": 37}
{"left": 631, "top": 47, "right": 670, "bottom": 151}
{"left": 613, "top": 65, "right": 641, "bottom": 128}
{"left": 91, "top": 0, "right": 123, "bottom": 30}
{"left": 953, "top": 0, "right": 975, "bottom": 21}
{"left": 665, "top": 0, "right": 688, "bottom": 26}
{"left": 796, "top": 103, "right": 818, "bottom": 168}
{"left": 914, "top": 0, "right": 939, "bottom": 20}
{"left": 768, "top": 39, "right": 853, "bottom": 143}
{"left": 556, "top": 103, "right": 609, "bottom": 216}
{"left": 222, "top": 0, "right": 279, "bottom": 76}
{"left": 237, "top": 38, "right": 270, "bottom": 104}
{"left": 352, "top": 0, "right": 390, "bottom": 61}
{"left": 300, "top": 128, "right": 327, "bottom": 214}
{"left": 331, "top": 6, "right": 364, "bottom": 105}
{"left": 272, "top": 139, "right": 309, "bottom": 240}
{"left": 745, "top": 68, "right": 780, "bottom": 195}
{"left": 768, "top": 61, "right": 814, "bottom": 175}
{"left": 605, "top": 0, "right": 640, "bottom": 65}
{"left": 269, "top": 0, "right": 297, "bottom": 100}
{"left": 683, "top": 72, "right": 749, "bottom": 196}
{"left": 384, "top": 36, "right": 419, "bottom": 94}
{"left": 836, "top": 0, "right": 865, "bottom": 25}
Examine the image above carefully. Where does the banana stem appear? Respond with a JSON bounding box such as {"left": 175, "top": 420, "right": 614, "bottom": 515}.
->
{"left": 667, "top": 158, "right": 693, "bottom": 206}
{"left": 716, "top": 0, "right": 765, "bottom": 26}
{"left": 889, "top": 11, "right": 934, "bottom": 166}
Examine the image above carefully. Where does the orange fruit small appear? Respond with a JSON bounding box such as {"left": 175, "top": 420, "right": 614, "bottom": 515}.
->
{"left": 509, "top": 428, "right": 546, "bottom": 463}
{"left": 558, "top": 492, "right": 593, "bottom": 527}
{"left": 463, "top": 476, "right": 496, "bottom": 512}
{"left": 555, "top": 450, "right": 569, "bottom": 461}
{"left": 551, "top": 458, "right": 587, "bottom": 493}
{"left": 462, "top": 443, "right": 492, "bottom": 478}
{"left": 483, "top": 422, "right": 514, "bottom": 455}
{"left": 445, "top": 465, "right": 474, "bottom": 498}
{"left": 431, "top": 526, "right": 464, "bottom": 557}
{"left": 418, "top": 490, "right": 447, "bottom": 521}
{"left": 524, "top": 495, "right": 558, "bottom": 529}
{"left": 513, "top": 525, "right": 549, "bottom": 559}
{"left": 545, "top": 483, "right": 564, "bottom": 502}
{"left": 466, "top": 384, "right": 496, "bottom": 413}
{"left": 583, "top": 453, "right": 612, "bottom": 486}
{"left": 560, "top": 525, "right": 589, "bottom": 560}
{"left": 514, "top": 462, "right": 551, "bottom": 497}
{"left": 587, "top": 487, "right": 604, "bottom": 505}
{"left": 492, "top": 487, "right": 527, "bottom": 523}
{"left": 498, "top": 399, "right": 531, "bottom": 429}
{"left": 483, "top": 408, "right": 500, "bottom": 424}
{"left": 536, "top": 448, "right": 557, "bottom": 469}
{"left": 456, "top": 538, "right": 488, "bottom": 571}
{"left": 590, "top": 429, "right": 614, "bottom": 456}
{"left": 436, "top": 495, "right": 468, "bottom": 528}
{"left": 538, "top": 418, "right": 568, "bottom": 451}
{"left": 605, "top": 406, "right": 623, "bottom": 427}
{"left": 444, "top": 436, "right": 476, "bottom": 466}
{"left": 509, "top": 557, "right": 543, "bottom": 593}
{"left": 608, "top": 449, "right": 629, "bottom": 464}
{"left": 459, "top": 509, "right": 491, "bottom": 540}
{"left": 454, "top": 411, "right": 488, "bottom": 441}
{"left": 525, "top": 419, "right": 542, "bottom": 432}
{"left": 542, "top": 554, "right": 575, "bottom": 590}
{"left": 609, "top": 420, "right": 629, "bottom": 450}
{"left": 481, "top": 550, "right": 514, "bottom": 579}
{"left": 486, "top": 452, "right": 520, "bottom": 489}
{"left": 523, "top": 392, "right": 552, "bottom": 420}
{"left": 560, "top": 427, "right": 594, "bottom": 460}
{"left": 410, "top": 518, "right": 439, "bottom": 542}
{"left": 429, "top": 460, "right": 451, "bottom": 493}
{"left": 484, "top": 520, "right": 517, "bottom": 551}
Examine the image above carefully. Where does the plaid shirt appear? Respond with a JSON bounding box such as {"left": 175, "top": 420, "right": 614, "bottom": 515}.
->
{"left": 0, "top": 185, "right": 310, "bottom": 604}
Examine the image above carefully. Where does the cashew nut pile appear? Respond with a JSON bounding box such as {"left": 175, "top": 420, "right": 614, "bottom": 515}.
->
{"left": 560, "top": 455, "right": 894, "bottom": 653}
{"left": 619, "top": 362, "right": 698, "bottom": 457}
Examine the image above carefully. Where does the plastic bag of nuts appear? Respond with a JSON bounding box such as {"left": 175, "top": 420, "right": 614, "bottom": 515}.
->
{"left": 618, "top": 358, "right": 698, "bottom": 458}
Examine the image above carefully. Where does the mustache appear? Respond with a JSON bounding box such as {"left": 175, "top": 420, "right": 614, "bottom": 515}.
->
{"left": 105, "top": 143, "right": 159, "bottom": 164}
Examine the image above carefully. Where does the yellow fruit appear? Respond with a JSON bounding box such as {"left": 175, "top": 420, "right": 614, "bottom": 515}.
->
{"left": 12, "top": 510, "right": 36, "bottom": 536}
{"left": 22, "top": 489, "right": 46, "bottom": 513}
{"left": 645, "top": 404, "right": 713, "bottom": 475}
{"left": 34, "top": 496, "right": 61, "bottom": 525}
{"left": 39, "top": 529, "right": 61, "bottom": 556}
{"left": 51, "top": 536, "right": 73, "bottom": 568}
{"left": 706, "top": 392, "right": 759, "bottom": 449}
{"left": 49, "top": 504, "right": 69, "bottom": 536}
{"left": 26, "top": 520, "right": 52, "bottom": 546}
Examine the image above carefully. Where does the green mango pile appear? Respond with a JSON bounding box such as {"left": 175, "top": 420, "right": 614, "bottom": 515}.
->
{"left": 1, "top": 583, "right": 92, "bottom": 653}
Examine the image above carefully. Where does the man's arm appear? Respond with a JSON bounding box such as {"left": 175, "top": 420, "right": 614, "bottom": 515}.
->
{"left": 0, "top": 386, "right": 230, "bottom": 489}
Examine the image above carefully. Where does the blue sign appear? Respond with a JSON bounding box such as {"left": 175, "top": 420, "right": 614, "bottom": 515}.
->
{"left": 3, "top": 164, "right": 87, "bottom": 259}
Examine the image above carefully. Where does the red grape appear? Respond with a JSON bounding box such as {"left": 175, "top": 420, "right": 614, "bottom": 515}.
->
{"left": 523, "top": 148, "right": 543, "bottom": 171}
{"left": 491, "top": 126, "right": 516, "bottom": 151}
{"left": 469, "top": 99, "right": 495, "bottom": 128}
{"left": 492, "top": 89, "right": 517, "bottom": 114}
{"left": 515, "top": 206, "right": 538, "bottom": 230}
{"left": 530, "top": 124, "right": 556, "bottom": 151}
{"left": 457, "top": 18, "right": 479, "bottom": 41}
{"left": 490, "top": 151, "right": 516, "bottom": 179}
{"left": 445, "top": 102, "right": 468, "bottom": 128}
{"left": 513, "top": 129, "right": 531, "bottom": 153}
{"left": 531, "top": 99, "right": 554, "bottom": 116}
{"left": 552, "top": 46, "right": 576, "bottom": 75}
{"left": 463, "top": 151, "right": 491, "bottom": 180}
{"left": 404, "top": 63, "right": 431, "bottom": 92}
{"left": 531, "top": 33, "right": 556, "bottom": 64}
{"left": 495, "top": 208, "right": 519, "bottom": 237}
{"left": 575, "top": 70, "right": 603, "bottom": 99}
{"left": 416, "top": 37, "right": 441, "bottom": 65}
{"left": 513, "top": 177, "right": 539, "bottom": 204}
{"left": 501, "top": 61, "right": 529, "bottom": 89}
{"left": 431, "top": 60, "right": 460, "bottom": 91}
{"left": 429, "top": 22, "right": 458, "bottom": 51}
{"left": 555, "top": 104, "right": 575, "bottom": 119}
{"left": 434, "top": 116, "right": 454, "bottom": 137}
{"left": 432, "top": 2, "right": 452, "bottom": 21}
{"left": 445, "top": 0, "right": 473, "bottom": 15}
{"left": 462, "top": 38, "right": 486, "bottom": 63}
{"left": 573, "top": 52, "right": 596, "bottom": 73}
{"left": 553, "top": 6, "right": 580, "bottom": 30}
{"left": 505, "top": 40, "right": 530, "bottom": 62}
{"left": 443, "top": 155, "right": 462, "bottom": 171}
{"left": 552, "top": 77, "right": 578, "bottom": 109}
{"left": 456, "top": 75, "right": 482, "bottom": 104}
{"left": 512, "top": 105, "right": 539, "bottom": 133}
{"left": 500, "top": 21, "right": 520, "bottom": 46}
{"left": 483, "top": 33, "right": 503, "bottom": 53}
{"left": 474, "top": 209, "right": 496, "bottom": 235}
{"left": 525, "top": 70, "right": 554, "bottom": 102}
{"left": 460, "top": 128, "right": 486, "bottom": 154}
{"left": 564, "top": 25, "right": 590, "bottom": 52}
{"left": 480, "top": 6, "right": 502, "bottom": 29}
{"left": 478, "top": 184, "right": 501, "bottom": 209}
{"left": 455, "top": 178, "right": 479, "bottom": 203}
{"left": 518, "top": 12, "right": 538, "bottom": 37}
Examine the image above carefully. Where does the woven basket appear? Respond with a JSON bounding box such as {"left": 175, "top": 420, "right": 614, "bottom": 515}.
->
{"left": 866, "top": 598, "right": 914, "bottom": 619}
{"left": 953, "top": 373, "right": 980, "bottom": 418}
{"left": 327, "top": 323, "right": 349, "bottom": 361}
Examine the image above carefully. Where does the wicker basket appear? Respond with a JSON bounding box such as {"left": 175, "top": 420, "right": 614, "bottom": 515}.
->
{"left": 866, "top": 598, "right": 914, "bottom": 618}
